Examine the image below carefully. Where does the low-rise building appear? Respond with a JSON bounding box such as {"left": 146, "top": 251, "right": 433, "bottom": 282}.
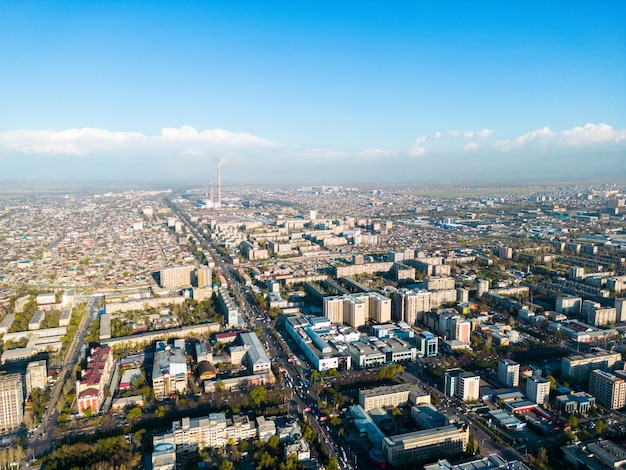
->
{"left": 382, "top": 424, "right": 469, "bottom": 467}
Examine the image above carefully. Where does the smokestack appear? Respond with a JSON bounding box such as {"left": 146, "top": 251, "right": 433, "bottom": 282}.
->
{"left": 217, "top": 164, "right": 222, "bottom": 207}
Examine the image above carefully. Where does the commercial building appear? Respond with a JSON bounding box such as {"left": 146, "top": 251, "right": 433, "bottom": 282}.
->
{"left": 153, "top": 343, "right": 188, "bottom": 400}
{"left": 555, "top": 392, "right": 596, "bottom": 414}
{"left": 418, "top": 331, "right": 438, "bottom": 357}
{"left": 563, "top": 439, "right": 626, "bottom": 470}
{"left": 589, "top": 370, "right": 626, "bottom": 410}
{"left": 77, "top": 346, "right": 114, "bottom": 415}
{"left": 525, "top": 376, "right": 550, "bottom": 405}
{"left": 0, "top": 374, "right": 23, "bottom": 432}
{"left": 348, "top": 336, "right": 417, "bottom": 368}
{"left": 284, "top": 315, "right": 353, "bottom": 372}
{"left": 358, "top": 383, "right": 430, "bottom": 411}
{"left": 240, "top": 332, "right": 271, "bottom": 374}
{"left": 498, "top": 359, "right": 520, "bottom": 387}
{"left": 382, "top": 424, "right": 469, "bottom": 467}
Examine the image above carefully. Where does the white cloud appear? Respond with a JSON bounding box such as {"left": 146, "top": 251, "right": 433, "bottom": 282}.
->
{"left": 357, "top": 148, "right": 397, "bottom": 159}
{"left": 434, "top": 131, "right": 442, "bottom": 139}
{"left": 463, "top": 141, "right": 478, "bottom": 152}
{"left": 494, "top": 123, "right": 626, "bottom": 151}
{"left": 0, "top": 127, "right": 146, "bottom": 155}
{"left": 0, "top": 125, "right": 277, "bottom": 158}
{"left": 407, "top": 136, "right": 427, "bottom": 157}
{"left": 560, "top": 123, "right": 626, "bottom": 146}
{"left": 160, "top": 125, "right": 275, "bottom": 147}
{"left": 445, "top": 128, "right": 493, "bottom": 139}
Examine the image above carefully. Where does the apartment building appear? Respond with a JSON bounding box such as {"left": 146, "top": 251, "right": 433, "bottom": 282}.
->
{"left": 458, "top": 372, "right": 480, "bottom": 402}
{"left": 498, "top": 359, "right": 520, "bottom": 387}
{"left": 0, "top": 374, "right": 23, "bottom": 432}
{"left": 160, "top": 265, "right": 195, "bottom": 289}
{"left": 525, "top": 376, "right": 550, "bottom": 405}
{"left": 561, "top": 351, "right": 621, "bottom": 384}
{"left": 25, "top": 360, "right": 48, "bottom": 396}
{"left": 323, "top": 292, "right": 391, "bottom": 328}
{"left": 589, "top": 370, "right": 626, "bottom": 410}
{"left": 172, "top": 413, "right": 257, "bottom": 452}
{"left": 393, "top": 289, "right": 431, "bottom": 325}
{"left": 153, "top": 343, "right": 188, "bottom": 400}
{"left": 77, "top": 346, "right": 114, "bottom": 415}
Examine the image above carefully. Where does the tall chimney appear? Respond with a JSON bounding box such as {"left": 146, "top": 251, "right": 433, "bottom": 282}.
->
{"left": 217, "top": 164, "right": 222, "bottom": 207}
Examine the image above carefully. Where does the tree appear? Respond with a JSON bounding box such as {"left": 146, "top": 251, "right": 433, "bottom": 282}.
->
{"left": 126, "top": 406, "right": 142, "bottom": 421}
{"left": 219, "top": 460, "right": 234, "bottom": 470}
{"left": 325, "top": 457, "right": 340, "bottom": 470}
{"left": 250, "top": 386, "right": 267, "bottom": 408}
{"left": 595, "top": 419, "right": 607, "bottom": 435}
{"left": 267, "top": 434, "right": 280, "bottom": 453}
{"left": 568, "top": 415, "right": 579, "bottom": 429}
{"left": 545, "top": 375, "right": 557, "bottom": 390}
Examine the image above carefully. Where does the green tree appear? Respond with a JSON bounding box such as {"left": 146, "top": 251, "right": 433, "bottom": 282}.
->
{"left": 595, "top": 419, "right": 607, "bottom": 435}
{"left": 220, "top": 460, "right": 234, "bottom": 470}
{"left": 568, "top": 415, "right": 579, "bottom": 429}
{"left": 250, "top": 386, "right": 267, "bottom": 408}
{"left": 325, "top": 457, "right": 340, "bottom": 470}
{"left": 545, "top": 375, "right": 557, "bottom": 390}
{"left": 126, "top": 406, "right": 142, "bottom": 421}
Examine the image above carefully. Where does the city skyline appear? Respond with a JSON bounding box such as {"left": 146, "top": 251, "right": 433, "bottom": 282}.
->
{"left": 1, "top": 1, "right": 625, "bottom": 183}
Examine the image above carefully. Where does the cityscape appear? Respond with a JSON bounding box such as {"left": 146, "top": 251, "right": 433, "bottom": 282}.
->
{"left": 1, "top": 2, "right": 625, "bottom": 470}
{"left": 1, "top": 179, "right": 626, "bottom": 470}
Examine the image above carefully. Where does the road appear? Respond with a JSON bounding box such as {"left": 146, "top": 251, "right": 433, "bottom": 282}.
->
{"left": 168, "top": 200, "right": 352, "bottom": 468}
{"left": 25, "top": 296, "right": 100, "bottom": 464}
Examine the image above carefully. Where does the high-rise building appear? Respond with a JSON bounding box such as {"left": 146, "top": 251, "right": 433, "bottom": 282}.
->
{"left": 323, "top": 292, "right": 391, "bottom": 328}
{"left": 25, "top": 360, "right": 48, "bottom": 396}
{"left": 498, "top": 359, "right": 520, "bottom": 387}
{"left": 477, "top": 279, "right": 489, "bottom": 297}
{"left": 525, "top": 376, "right": 550, "bottom": 405}
{"left": 0, "top": 374, "right": 23, "bottom": 432}
{"left": 458, "top": 372, "right": 480, "bottom": 402}
{"left": 450, "top": 317, "right": 471, "bottom": 344}
{"left": 444, "top": 369, "right": 463, "bottom": 397}
{"left": 197, "top": 266, "right": 212, "bottom": 288}
{"left": 393, "top": 289, "right": 431, "bottom": 325}
{"left": 590, "top": 370, "right": 626, "bottom": 410}
{"left": 498, "top": 246, "right": 513, "bottom": 260}
{"left": 160, "top": 265, "right": 195, "bottom": 289}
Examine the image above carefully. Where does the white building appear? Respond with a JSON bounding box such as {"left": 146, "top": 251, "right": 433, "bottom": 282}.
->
{"left": 525, "top": 376, "right": 550, "bottom": 405}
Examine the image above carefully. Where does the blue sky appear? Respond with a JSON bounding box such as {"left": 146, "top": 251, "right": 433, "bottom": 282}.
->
{"left": 1, "top": 1, "right": 625, "bottom": 184}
